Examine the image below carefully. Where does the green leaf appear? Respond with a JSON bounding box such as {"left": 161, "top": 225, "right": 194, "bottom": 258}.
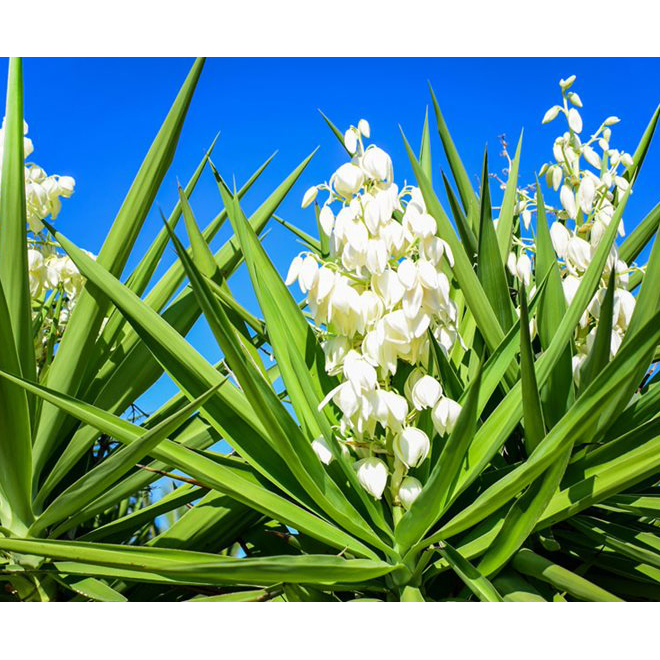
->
{"left": 476, "top": 446, "right": 570, "bottom": 578}
{"left": 429, "top": 84, "right": 479, "bottom": 219}
{"left": 54, "top": 574, "right": 127, "bottom": 602}
{"left": 570, "top": 516, "right": 660, "bottom": 570}
{"left": 534, "top": 180, "right": 571, "bottom": 427}
{"left": 578, "top": 269, "right": 615, "bottom": 392}
{"left": 511, "top": 549, "right": 622, "bottom": 602}
{"left": 538, "top": 421, "right": 660, "bottom": 530}
{"left": 78, "top": 484, "right": 206, "bottom": 544}
{"left": 275, "top": 214, "right": 321, "bottom": 252}
{"left": 495, "top": 130, "right": 523, "bottom": 261}
{"left": 0, "top": 538, "right": 396, "bottom": 586}
{"left": 0, "top": 57, "right": 35, "bottom": 386}
{"left": 318, "top": 109, "right": 352, "bottom": 155}
{"left": 148, "top": 489, "right": 261, "bottom": 553}
{"left": 623, "top": 102, "right": 660, "bottom": 184}
{"left": 619, "top": 200, "right": 660, "bottom": 264}
{"left": 519, "top": 283, "right": 545, "bottom": 454}
{"left": 476, "top": 149, "right": 514, "bottom": 332}
{"left": 42, "top": 224, "right": 327, "bottom": 519}
{"left": 441, "top": 172, "right": 477, "bottom": 262}
{"left": 492, "top": 570, "right": 547, "bottom": 602}
{"left": 0, "top": 281, "right": 33, "bottom": 532}
{"left": 35, "top": 153, "right": 279, "bottom": 506}
{"left": 437, "top": 541, "right": 503, "bottom": 602}
{"left": 419, "top": 106, "right": 432, "bottom": 184}
{"left": 30, "top": 383, "right": 222, "bottom": 536}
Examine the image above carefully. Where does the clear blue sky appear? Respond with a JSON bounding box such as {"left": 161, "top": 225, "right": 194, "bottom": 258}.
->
{"left": 7, "top": 57, "right": 660, "bottom": 413}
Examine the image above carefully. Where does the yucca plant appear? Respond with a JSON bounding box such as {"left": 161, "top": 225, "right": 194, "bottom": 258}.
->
{"left": 2, "top": 57, "right": 660, "bottom": 602}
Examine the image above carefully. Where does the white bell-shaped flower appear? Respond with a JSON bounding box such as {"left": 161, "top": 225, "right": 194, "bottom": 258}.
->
{"left": 284, "top": 255, "right": 304, "bottom": 286}
{"left": 560, "top": 184, "right": 578, "bottom": 219}
{"left": 298, "top": 255, "right": 319, "bottom": 293}
{"left": 322, "top": 336, "right": 351, "bottom": 375}
{"left": 57, "top": 175, "right": 75, "bottom": 197}
{"left": 394, "top": 427, "right": 430, "bottom": 468}
{"left": 432, "top": 396, "right": 462, "bottom": 435}
{"left": 398, "top": 476, "right": 423, "bottom": 509}
{"left": 332, "top": 163, "right": 364, "bottom": 197}
{"left": 372, "top": 268, "right": 405, "bottom": 309}
{"left": 319, "top": 205, "right": 335, "bottom": 235}
{"left": 567, "top": 236, "right": 592, "bottom": 272}
{"left": 343, "top": 350, "right": 378, "bottom": 393}
{"left": 354, "top": 457, "right": 389, "bottom": 499}
{"left": 549, "top": 221, "right": 570, "bottom": 259}
{"left": 577, "top": 177, "right": 596, "bottom": 214}
{"left": 411, "top": 375, "right": 443, "bottom": 410}
{"left": 361, "top": 146, "right": 392, "bottom": 183}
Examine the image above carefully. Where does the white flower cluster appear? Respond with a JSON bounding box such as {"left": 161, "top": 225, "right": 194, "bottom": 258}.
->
{"left": 27, "top": 246, "right": 87, "bottom": 300}
{"left": 513, "top": 75, "right": 636, "bottom": 385}
{"left": 287, "top": 121, "right": 462, "bottom": 505}
{"left": 0, "top": 119, "right": 75, "bottom": 232}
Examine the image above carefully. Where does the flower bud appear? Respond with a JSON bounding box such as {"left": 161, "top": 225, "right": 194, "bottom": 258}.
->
{"left": 568, "top": 108, "right": 583, "bottom": 134}
{"left": 358, "top": 118, "right": 370, "bottom": 138}
{"left": 398, "top": 476, "right": 423, "bottom": 509}
{"left": 559, "top": 75, "right": 576, "bottom": 89}
{"left": 302, "top": 186, "right": 318, "bottom": 208}
{"left": 582, "top": 145, "right": 601, "bottom": 170}
{"left": 568, "top": 92, "right": 583, "bottom": 107}
{"left": 354, "top": 457, "right": 388, "bottom": 499}
{"left": 620, "top": 153, "right": 634, "bottom": 168}
{"left": 542, "top": 105, "right": 562, "bottom": 124}
{"left": 548, "top": 169, "right": 561, "bottom": 195}
{"left": 603, "top": 116, "right": 620, "bottom": 126}
{"left": 393, "top": 427, "right": 430, "bottom": 468}
{"left": 344, "top": 128, "right": 358, "bottom": 155}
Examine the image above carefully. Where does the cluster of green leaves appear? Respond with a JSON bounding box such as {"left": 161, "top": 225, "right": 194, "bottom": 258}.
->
{"left": 1, "top": 57, "right": 660, "bottom": 602}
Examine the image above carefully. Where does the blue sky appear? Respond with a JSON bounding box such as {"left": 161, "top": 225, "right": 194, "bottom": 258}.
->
{"left": 8, "top": 57, "right": 660, "bottom": 413}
